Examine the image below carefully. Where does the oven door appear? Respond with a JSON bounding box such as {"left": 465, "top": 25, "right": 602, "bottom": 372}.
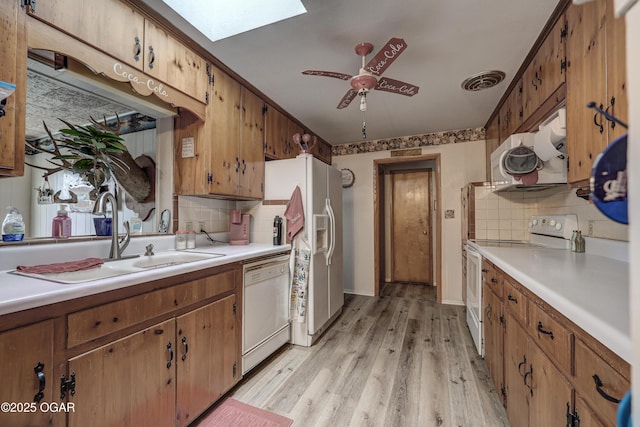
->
{"left": 466, "top": 244, "right": 483, "bottom": 356}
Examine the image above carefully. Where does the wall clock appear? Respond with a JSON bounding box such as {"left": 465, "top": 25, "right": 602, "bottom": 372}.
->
{"left": 341, "top": 168, "right": 355, "bottom": 188}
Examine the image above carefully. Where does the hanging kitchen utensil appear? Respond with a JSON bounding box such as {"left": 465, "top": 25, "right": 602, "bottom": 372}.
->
{"left": 590, "top": 133, "right": 628, "bottom": 224}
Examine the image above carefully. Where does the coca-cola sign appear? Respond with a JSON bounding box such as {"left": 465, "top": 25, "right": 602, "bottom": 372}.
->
{"left": 364, "top": 38, "right": 407, "bottom": 76}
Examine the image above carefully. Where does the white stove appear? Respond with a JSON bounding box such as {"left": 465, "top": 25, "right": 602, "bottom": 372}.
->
{"left": 466, "top": 214, "right": 578, "bottom": 356}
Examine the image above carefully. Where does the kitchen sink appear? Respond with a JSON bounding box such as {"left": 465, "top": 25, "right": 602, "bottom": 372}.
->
{"left": 12, "top": 251, "right": 225, "bottom": 284}
{"left": 128, "top": 251, "right": 225, "bottom": 269}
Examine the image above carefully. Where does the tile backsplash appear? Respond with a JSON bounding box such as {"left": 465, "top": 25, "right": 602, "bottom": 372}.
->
{"left": 474, "top": 184, "right": 628, "bottom": 241}
{"left": 178, "top": 196, "right": 286, "bottom": 244}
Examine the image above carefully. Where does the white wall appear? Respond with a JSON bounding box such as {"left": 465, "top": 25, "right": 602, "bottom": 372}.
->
{"left": 332, "top": 140, "right": 486, "bottom": 303}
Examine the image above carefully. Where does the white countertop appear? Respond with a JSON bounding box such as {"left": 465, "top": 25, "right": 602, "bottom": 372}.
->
{"left": 0, "top": 240, "right": 291, "bottom": 316}
{"left": 468, "top": 241, "right": 630, "bottom": 363}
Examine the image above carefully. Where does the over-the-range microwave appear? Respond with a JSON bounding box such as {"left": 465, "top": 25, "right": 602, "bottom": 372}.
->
{"left": 491, "top": 109, "right": 568, "bottom": 192}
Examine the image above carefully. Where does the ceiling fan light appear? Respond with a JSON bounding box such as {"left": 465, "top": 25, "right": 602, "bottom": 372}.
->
{"left": 359, "top": 95, "right": 367, "bottom": 112}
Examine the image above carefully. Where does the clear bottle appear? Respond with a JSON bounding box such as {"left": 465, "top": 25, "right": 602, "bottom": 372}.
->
{"left": 575, "top": 230, "right": 585, "bottom": 253}
{"left": 2, "top": 207, "right": 25, "bottom": 242}
{"left": 52, "top": 204, "right": 72, "bottom": 238}
{"left": 130, "top": 213, "right": 143, "bottom": 235}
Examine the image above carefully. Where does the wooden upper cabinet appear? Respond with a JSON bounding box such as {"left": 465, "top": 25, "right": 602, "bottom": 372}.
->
{"left": 0, "top": 0, "right": 26, "bottom": 177}
{"left": 0, "top": 320, "right": 55, "bottom": 427}
{"left": 208, "top": 66, "right": 242, "bottom": 196}
{"left": 264, "top": 104, "right": 288, "bottom": 159}
{"left": 499, "top": 78, "right": 522, "bottom": 139}
{"left": 239, "top": 87, "right": 265, "bottom": 199}
{"left": 523, "top": 16, "right": 566, "bottom": 121}
{"left": 565, "top": 0, "right": 626, "bottom": 186}
{"left": 143, "top": 19, "right": 209, "bottom": 104}
{"left": 485, "top": 114, "right": 500, "bottom": 181}
{"left": 313, "top": 138, "right": 333, "bottom": 164}
{"left": 31, "top": 0, "right": 209, "bottom": 104}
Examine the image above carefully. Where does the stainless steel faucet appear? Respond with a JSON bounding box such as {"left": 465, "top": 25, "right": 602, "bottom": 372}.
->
{"left": 92, "top": 192, "right": 130, "bottom": 259}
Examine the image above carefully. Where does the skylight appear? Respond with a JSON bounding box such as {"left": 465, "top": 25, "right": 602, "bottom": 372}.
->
{"left": 161, "top": 0, "right": 307, "bottom": 43}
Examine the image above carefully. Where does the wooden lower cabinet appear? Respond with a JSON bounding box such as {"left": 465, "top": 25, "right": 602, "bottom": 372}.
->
{"left": 482, "top": 282, "right": 504, "bottom": 404}
{"left": 504, "top": 312, "right": 572, "bottom": 427}
{"left": 0, "top": 320, "right": 56, "bottom": 427}
{"left": 484, "top": 260, "right": 629, "bottom": 427}
{"left": 176, "top": 295, "right": 237, "bottom": 427}
{"left": 67, "top": 319, "right": 176, "bottom": 427}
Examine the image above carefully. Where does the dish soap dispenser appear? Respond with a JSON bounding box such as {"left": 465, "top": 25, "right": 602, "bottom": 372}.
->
{"left": 2, "top": 206, "right": 25, "bottom": 242}
{"left": 130, "top": 213, "right": 143, "bottom": 235}
{"left": 52, "top": 204, "right": 72, "bottom": 238}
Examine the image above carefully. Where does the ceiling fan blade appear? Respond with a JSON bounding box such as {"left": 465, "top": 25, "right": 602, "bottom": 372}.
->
{"left": 337, "top": 89, "right": 358, "bottom": 109}
{"left": 302, "top": 70, "right": 352, "bottom": 81}
{"left": 363, "top": 37, "right": 407, "bottom": 76}
{"left": 374, "top": 77, "right": 419, "bottom": 97}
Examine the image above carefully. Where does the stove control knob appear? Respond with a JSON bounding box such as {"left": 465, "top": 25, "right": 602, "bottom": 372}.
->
{"left": 555, "top": 223, "right": 562, "bottom": 230}
{"left": 532, "top": 219, "right": 539, "bottom": 226}
{"left": 549, "top": 219, "right": 557, "bottom": 227}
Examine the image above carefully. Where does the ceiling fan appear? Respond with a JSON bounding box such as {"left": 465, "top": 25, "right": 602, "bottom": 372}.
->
{"left": 302, "top": 37, "right": 420, "bottom": 112}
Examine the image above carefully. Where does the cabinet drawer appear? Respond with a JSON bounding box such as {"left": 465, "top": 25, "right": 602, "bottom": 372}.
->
{"left": 482, "top": 259, "right": 501, "bottom": 298}
{"left": 67, "top": 270, "right": 236, "bottom": 347}
{"left": 528, "top": 302, "right": 573, "bottom": 373}
{"left": 574, "top": 338, "right": 629, "bottom": 427}
{"left": 503, "top": 278, "right": 526, "bottom": 325}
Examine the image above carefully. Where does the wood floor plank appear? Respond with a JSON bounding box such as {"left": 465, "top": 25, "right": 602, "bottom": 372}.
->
{"left": 227, "top": 292, "right": 509, "bottom": 427}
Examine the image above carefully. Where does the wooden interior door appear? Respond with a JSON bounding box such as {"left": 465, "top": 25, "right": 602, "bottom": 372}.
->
{"left": 68, "top": 319, "right": 176, "bottom": 427}
{"left": 391, "top": 170, "right": 432, "bottom": 283}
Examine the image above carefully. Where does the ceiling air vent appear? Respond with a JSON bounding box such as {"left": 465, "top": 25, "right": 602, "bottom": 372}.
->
{"left": 461, "top": 70, "right": 506, "bottom": 91}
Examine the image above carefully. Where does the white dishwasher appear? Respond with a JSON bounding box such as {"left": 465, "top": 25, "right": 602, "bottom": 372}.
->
{"left": 242, "top": 254, "right": 291, "bottom": 375}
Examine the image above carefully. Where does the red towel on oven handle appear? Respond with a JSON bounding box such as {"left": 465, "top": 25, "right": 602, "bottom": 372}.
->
{"left": 16, "top": 257, "right": 104, "bottom": 274}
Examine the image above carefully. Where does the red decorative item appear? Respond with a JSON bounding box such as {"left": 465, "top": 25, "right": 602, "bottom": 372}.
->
{"left": 292, "top": 132, "right": 317, "bottom": 154}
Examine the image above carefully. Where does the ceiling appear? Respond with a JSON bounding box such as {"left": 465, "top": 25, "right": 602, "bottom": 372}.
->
{"left": 25, "top": 0, "right": 561, "bottom": 146}
{"left": 139, "top": 0, "right": 560, "bottom": 145}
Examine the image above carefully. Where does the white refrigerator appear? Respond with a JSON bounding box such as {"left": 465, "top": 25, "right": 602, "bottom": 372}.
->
{"left": 265, "top": 154, "right": 344, "bottom": 347}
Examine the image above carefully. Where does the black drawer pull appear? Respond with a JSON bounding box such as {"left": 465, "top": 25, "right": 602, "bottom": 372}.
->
{"left": 518, "top": 355, "right": 527, "bottom": 377}
{"left": 491, "top": 278, "right": 498, "bottom": 283}
{"left": 167, "top": 342, "right": 174, "bottom": 369}
{"left": 593, "top": 374, "right": 621, "bottom": 403}
{"left": 523, "top": 366, "right": 533, "bottom": 396}
{"left": 481, "top": 268, "right": 489, "bottom": 273}
{"left": 537, "top": 321, "right": 554, "bottom": 339}
{"left": 181, "top": 336, "right": 189, "bottom": 361}
{"left": 507, "top": 294, "right": 518, "bottom": 304}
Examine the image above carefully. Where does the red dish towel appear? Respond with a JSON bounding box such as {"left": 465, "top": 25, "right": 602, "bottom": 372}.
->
{"left": 284, "top": 185, "right": 305, "bottom": 241}
{"left": 17, "top": 257, "right": 104, "bottom": 274}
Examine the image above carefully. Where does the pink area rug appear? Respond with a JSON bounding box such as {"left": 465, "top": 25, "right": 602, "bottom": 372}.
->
{"left": 196, "top": 398, "right": 293, "bottom": 427}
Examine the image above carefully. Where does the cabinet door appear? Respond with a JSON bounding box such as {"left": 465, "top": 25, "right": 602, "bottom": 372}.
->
{"left": 605, "top": 0, "right": 627, "bottom": 143}
{"left": 209, "top": 66, "right": 241, "bottom": 196}
{"left": 31, "top": 0, "right": 144, "bottom": 70}
{"left": 143, "top": 20, "right": 209, "bottom": 104}
{"left": 0, "top": 321, "right": 55, "bottom": 427}
{"left": 575, "top": 394, "right": 606, "bottom": 427}
{"left": 67, "top": 319, "right": 176, "bottom": 427}
{"left": 522, "top": 55, "right": 542, "bottom": 124}
{"left": 176, "top": 295, "right": 237, "bottom": 427}
{"left": 528, "top": 341, "right": 573, "bottom": 427}
{"left": 537, "top": 15, "right": 566, "bottom": 107}
{"left": 566, "top": 0, "right": 608, "bottom": 185}
{"left": 239, "top": 87, "right": 265, "bottom": 199}
{"left": 312, "top": 138, "right": 332, "bottom": 164}
{"left": 484, "top": 115, "right": 500, "bottom": 181}
{"left": 264, "top": 104, "right": 288, "bottom": 158}
{"left": 0, "top": 0, "right": 26, "bottom": 176}
{"left": 482, "top": 283, "right": 504, "bottom": 405}
{"left": 287, "top": 119, "right": 305, "bottom": 159}
{"left": 504, "top": 313, "right": 529, "bottom": 427}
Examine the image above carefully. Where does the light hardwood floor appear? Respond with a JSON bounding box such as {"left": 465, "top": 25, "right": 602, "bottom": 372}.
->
{"left": 225, "top": 288, "right": 510, "bottom": 427}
